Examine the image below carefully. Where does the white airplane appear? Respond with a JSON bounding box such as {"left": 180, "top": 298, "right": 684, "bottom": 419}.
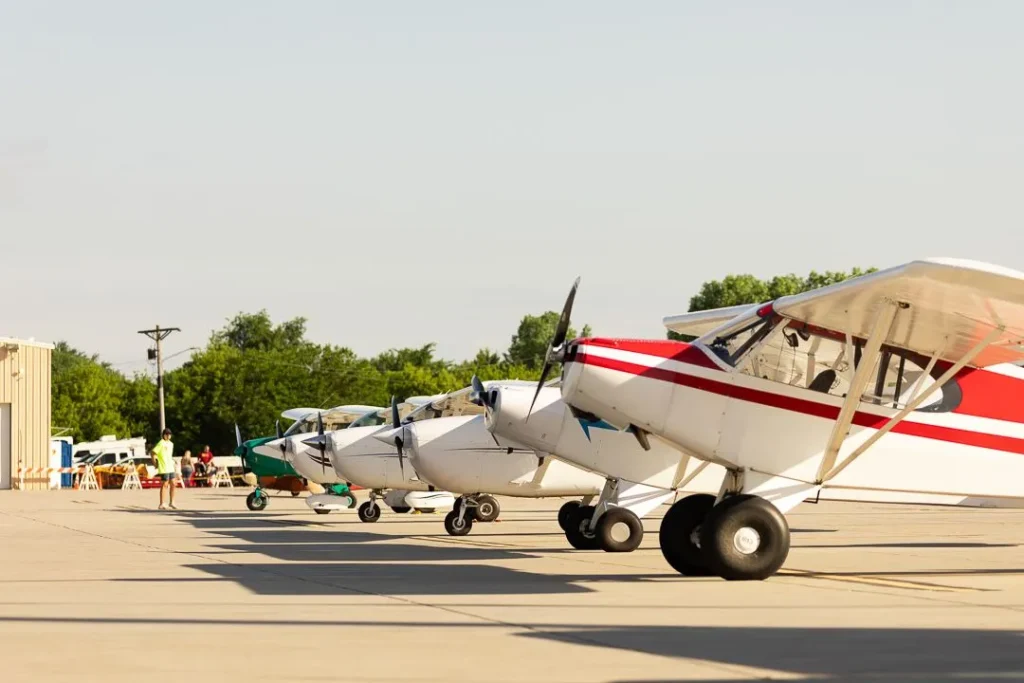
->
{"left": 479, "top": 378, "right": 725, "bottom": 552}
{"left": 301, "top": 398, "right": 458, "bottom": 522}
{"left": 494, "top": 258, "right": 1024, "bottom": 581}
{"left": 372, "top": 381, "right": 607, "bottom": 537}
{"left": 256, "top": 404, "right": 387, "bottom": 514}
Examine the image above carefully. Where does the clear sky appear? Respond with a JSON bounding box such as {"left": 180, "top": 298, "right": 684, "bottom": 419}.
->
{"left": 2, "top": 1, "right": 1022, "bottom": 374}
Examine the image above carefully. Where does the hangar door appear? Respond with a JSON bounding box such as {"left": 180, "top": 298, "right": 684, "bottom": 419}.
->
{"left": 0, "top": 404, "right": 10, "bottom": 489}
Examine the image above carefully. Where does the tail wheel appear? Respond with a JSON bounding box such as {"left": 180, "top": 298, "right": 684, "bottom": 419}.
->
{"left": 564, "top": 505, "right": 600, "bottom": 550}
{"left": 474, "top": 495, "right": 500, "bottom": 522}
{"left": 659, "top": 493, "right": 716, "bottom": 576}
{"left": 246, "top": 491, "right": 268, "bottom": 511}
{"left": 358, "top": 501, "right": 381, "bottom": 523}
{"left": 444, "top": 510, "right": 473, "bottom": 536}
{"left": 557, "top": 500, "right": 581, "bottom": 531}
{"left": 596, "top": 507, "right": 644, "bottom": 552}
{"left": 699, "top": 494, "right": 790, "bottom": 581}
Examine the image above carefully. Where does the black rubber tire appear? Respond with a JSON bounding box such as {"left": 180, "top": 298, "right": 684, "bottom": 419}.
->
{"left": 699, "top": 494, "right": 790, "bottom": 581}
{"left": 659, "top": 493, "right": 716, "bottom": 576}
{"left": 596, "top": 507, "right": 644, "bottom": 552}
{"left": 558, "top": 501, "right": 581, "bottom": 531}
{"left": 342, "top": 494, "right": 357, "bottom": 509}
{"left": 391, "top": 506, "right": 411, "bottom": 514}
{"left": 564, "top": 505, "right": 601, "bottom": 550}
{"left": 444, "top": 510, "right": 473, "bottom": 536}
{"left": 419, "top": 508, "right": 436, "bottom": 514}
{"left": 246, "top": 491, "right": 268, "bottom": 511}
{"left": 314, "top": 508, "right": 330, "bottom": 515}
{"left": 291, "top": 490, "right": 300, "bottom": 497}
{"left": 474, "top": 495, "right": 500, "bottom": 522}
{"left": 358, "top": 501, "right": 381, "bottom": 523}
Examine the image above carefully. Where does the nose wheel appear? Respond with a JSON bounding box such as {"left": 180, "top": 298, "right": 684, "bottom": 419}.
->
{"left": 358, "top": 501, "right": 381, "bottom": 523}
{"left": 659, "top": 493, "right": 790, "bottom": 580}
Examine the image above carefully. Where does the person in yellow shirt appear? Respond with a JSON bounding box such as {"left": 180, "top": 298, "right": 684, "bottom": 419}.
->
{"left": 152, "top": 429, "right": 178, "bottom": 509}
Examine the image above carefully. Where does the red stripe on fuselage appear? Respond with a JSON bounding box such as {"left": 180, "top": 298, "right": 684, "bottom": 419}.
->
{"left": 572, "top": 348, "right": 1024, "bottom": 456}
{"left": 579, "top": 337, "right": 723, "bottom": 370}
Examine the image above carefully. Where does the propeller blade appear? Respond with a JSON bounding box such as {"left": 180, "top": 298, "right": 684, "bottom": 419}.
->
{"left": 317, "top": 412, "right": 325, "bottom": 473}
{"left": 389, "top": 396, "right": 406, "bottom": 478}
{"left": 301, "top": 434, "right": 327, "bottom": 448}
{"left": 234, "top": 424, "right": 243, "bottom": 448}
{"left": 527, "top": 277, "right": 580, "bottom": 421}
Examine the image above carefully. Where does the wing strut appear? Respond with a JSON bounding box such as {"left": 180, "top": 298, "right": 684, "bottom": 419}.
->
{"left": 822, "top": 325, "right": 1004, "bottom": 483}
{"left": 815, "top": 300, "right": 899, "bottom": 483}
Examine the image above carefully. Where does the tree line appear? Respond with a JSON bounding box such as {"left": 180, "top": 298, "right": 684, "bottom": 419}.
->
{"left": 53, "top": 267, "right": 872, "bottom": 454}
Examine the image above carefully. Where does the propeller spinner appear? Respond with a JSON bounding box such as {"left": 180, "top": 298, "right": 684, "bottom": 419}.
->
{"left": 528, "top": 276, "right": 580, "bottom": 419}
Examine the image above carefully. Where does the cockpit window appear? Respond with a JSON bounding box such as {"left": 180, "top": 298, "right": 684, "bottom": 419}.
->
{"left": 706, "top": 314, "right": 780, "bottom": 366}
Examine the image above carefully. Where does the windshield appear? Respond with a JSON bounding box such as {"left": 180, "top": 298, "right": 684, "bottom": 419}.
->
{"left": 704, "top": 312, "right": 780, "bottom": 366}
{"left": 348, "top": 409, "right": 387, "bottom": 429}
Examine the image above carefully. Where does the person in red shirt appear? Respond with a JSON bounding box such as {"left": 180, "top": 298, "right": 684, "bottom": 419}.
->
{"left": 197, "top": 445, "right": 215, "bottom": 485}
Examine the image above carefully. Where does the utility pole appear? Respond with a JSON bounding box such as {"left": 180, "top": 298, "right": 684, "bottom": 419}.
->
{"left": 138, "top": 325, "right": 180, "bottom": 433}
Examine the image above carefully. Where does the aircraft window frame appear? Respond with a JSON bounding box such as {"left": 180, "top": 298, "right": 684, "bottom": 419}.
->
{"left": 704, "top": 313, "right": 781, "bottom": 368}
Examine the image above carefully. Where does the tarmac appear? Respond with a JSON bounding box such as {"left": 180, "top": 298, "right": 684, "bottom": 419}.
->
{"left": 2, "top": 488, "right": 1024, "bottom": 683}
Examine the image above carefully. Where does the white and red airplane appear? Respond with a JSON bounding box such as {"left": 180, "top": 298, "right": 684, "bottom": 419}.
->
{"left": 488, "top": 258, "right": 1024, "bottom": 581}
{"left": 372, "top": 384, "right": 607, "bottom": 537}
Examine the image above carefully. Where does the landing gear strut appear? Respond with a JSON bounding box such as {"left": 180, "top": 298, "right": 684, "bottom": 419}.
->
{"left": 659, "top": 492, "right": 791, "bottom": 580}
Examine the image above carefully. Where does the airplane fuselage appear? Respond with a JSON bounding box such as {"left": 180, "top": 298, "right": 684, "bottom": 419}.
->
{"left": 405, "top": 414, "right": 605, "bottom": 497}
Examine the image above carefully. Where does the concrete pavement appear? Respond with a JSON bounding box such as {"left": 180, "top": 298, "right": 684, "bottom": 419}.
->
{"left": 2, "top": 488, "right": 1024, "bottom": 682}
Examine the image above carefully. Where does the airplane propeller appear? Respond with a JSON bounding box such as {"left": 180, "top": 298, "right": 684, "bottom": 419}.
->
{"left": 390, "top": 395, "right": 407, "bottom": 479}
{"left": 470, "top": 374, "right": 494, "bottom": 410}
{"left": 314, "top": 412, "right": 326, "bottom": 474}
{"left": 273, "top": 419, "right": 286, "bottom": 459}
{"left": 528, "top": 276, "right": 580, "bottom": 420}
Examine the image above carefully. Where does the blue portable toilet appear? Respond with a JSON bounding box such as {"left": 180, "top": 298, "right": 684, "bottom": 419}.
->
{"left": 50, "top": 438, "right": 74, "bottom": 488}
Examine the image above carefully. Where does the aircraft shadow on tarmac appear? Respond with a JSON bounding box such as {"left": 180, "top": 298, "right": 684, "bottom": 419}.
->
{"left": 521, "top": 625, "right": 1024, "bottom": 680}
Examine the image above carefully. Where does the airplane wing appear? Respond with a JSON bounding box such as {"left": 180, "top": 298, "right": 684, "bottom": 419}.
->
{"left": 280, "top": 408, "right": 320, "bottom": 422}
{"left": 663, "top": 304, "right": 760, "bottom": 340}
{"left": 770, "top": 258, "right": 1024, "bottom": 368}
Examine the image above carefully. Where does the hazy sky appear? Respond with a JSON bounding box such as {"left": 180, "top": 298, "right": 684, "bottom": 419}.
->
{"left": 3, "top": 1, "right": 1023, "bottom": 374}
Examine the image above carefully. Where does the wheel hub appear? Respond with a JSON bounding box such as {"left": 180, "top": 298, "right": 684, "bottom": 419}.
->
{"left": 610, "top": 521, "right": 631, "bottom": 543}
{"left": 732, "top": 526, "right": 761, "bottom": 554}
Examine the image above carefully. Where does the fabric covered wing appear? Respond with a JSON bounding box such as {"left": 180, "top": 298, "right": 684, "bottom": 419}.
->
{"left": 772, "top": 258, "right": 1024, "bottom": 368}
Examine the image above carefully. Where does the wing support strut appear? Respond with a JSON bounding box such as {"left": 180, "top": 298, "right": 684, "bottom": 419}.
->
{"left": 815, "top": 300, "right": 899, "bottom": 483}
{"left": 822, "top": 325, "right": 1004, "bottom": 483}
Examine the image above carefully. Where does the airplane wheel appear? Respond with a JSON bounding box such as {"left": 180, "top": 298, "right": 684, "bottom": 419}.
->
{"left": 291, "top": 490, "right": 300, "bottom": 497}
{"left": 246, "top": 491, "right": 268, "bottom": 511}
{"left": 392, "top": 506, "right": 411, "bottom": 514}
{"left": 314, "top": 508, "right": 330, "bottom": 515}
{"left": 341, "top": 494, "right": 357, "bottom": 509}
{"left": 564, "top": 505, "right": 601, "bottom": 550}
{"left": 444, "top": 510, "right": 473, "bottom": 536}
{"left": 699, "top": 494, "right": 790, "bottom": 581}
{"left": 419, "top": 508, "right": 436, "bottom": 514}
{"left": 474, "top": 495, "right": 500, "bottom": 522}
{"left": 358, "top": 501, "right": 381, "bottom": 523}
{"left": 596, "top": 507, "right": 644, "bottom": 552}
{"left": 557, "top": 501, "right": 580, "bottom": 531}
{"left": 659, "top": 493, "right": 716, "bottom": 576}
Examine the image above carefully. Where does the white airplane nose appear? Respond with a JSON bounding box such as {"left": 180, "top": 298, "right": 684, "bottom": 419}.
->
{"left": 373, "top": 426, "right": 403, "bottom": 447}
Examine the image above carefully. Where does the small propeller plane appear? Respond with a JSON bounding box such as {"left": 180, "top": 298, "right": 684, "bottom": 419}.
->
{"left": 479, "top": 378, "right": 725, "bottom": 550}
{"left": 236, "top": 408, "right": 331, "bottom": 511}
{"left": 505, "top": 258, "right": 1024, "bottom": 581}
{"left": 373, "top": 381, "right": 607, "bottom": 537}
{"left": 256, "top": 405, "right": 387, "bottom": 514}
{"left": 301, "top": 398, "right": 458, "bottom": 521}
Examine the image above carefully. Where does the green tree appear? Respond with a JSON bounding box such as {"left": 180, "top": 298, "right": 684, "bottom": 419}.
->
{"left": 670, "top": 267, "right": 877, "bottom": 340}
{"left": 505, "top": 312, "right": 591, "bottom": 370}
{"left": 51, "top": 342, "right": 135, "bottom": 441}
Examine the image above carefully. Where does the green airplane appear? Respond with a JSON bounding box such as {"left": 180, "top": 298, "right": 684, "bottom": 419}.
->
{"left": 234, "top": 409, "right": 356, "bottom": 511}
